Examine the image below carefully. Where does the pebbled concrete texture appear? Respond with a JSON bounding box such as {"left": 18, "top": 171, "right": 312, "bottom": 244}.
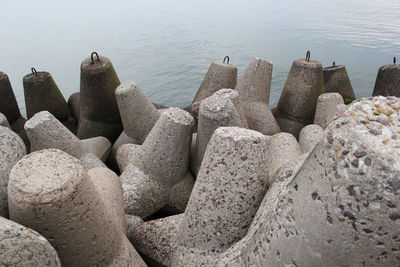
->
{"left": 216, "top": 96, "right": 400, "bottom": 266}
{"left": 0, "top": 216, "right": 61, "bottom": 267}
{"left": 324, "top": 64, "right": 356, "bottom": 100}
{"left": 0, "top": 126, "right": 26, "bottom": 217}
{"left": 171, "top": 127, "right": 269, "bottom": 266}
{"left": 299, "top": 124, "right": 324, "bottom": 154}
{"left": 314, "top": 92, "right": 344, "bottom": 129}
{"left": 130, "top": 214, "right": 183, "bottom": 266}
{"left": 116, "top": 81, "right": 161, "bottom": 144}
{"left": 8, "top": 149, "right": 145, "bottom": 267}
{"left": 373, "top": 63, "right": 400, "bottom": 97}
{"left": 214, "top": 88, "right": 248, "bottom": 128}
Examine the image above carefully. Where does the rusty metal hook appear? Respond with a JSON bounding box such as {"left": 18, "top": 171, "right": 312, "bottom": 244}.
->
{"left": 31, "top": 68, "right": 37, "bottom": 76}
{"left": 305, "top": 51, "right": 311, "bottom": 62}
{"left": 223, "top": 56, "right": 230, "bottom": 64}
{"left": 91, "top": 52, "right": 100, "bottom": 64}
{"left": 394, "top": 57, "right": 397, "bottom": 64}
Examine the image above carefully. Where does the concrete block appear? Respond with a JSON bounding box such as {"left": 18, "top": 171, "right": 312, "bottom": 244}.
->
{"left": 245, "top": 102, "right": 280, "bottom": 135}
{"left": 314, "top": 92, "right": 344, "bottom": 129}
{"left": 162, "top": 171, "right": 195, "bottom": 214}
{"left": 126, "top": 214, "right": 144, "bottom": 240}
{"left": 78, "top": 53, "right": 122, "bottom": 142}
{"left": 0, "top": 71, "right": 23, "bottom": 124}
{"left": 81, "top": 136, "right": 111, "bottom": 161}
{"left": 236, "top": 57, "right": 273, "bottom": 104}
{"left": 0, "top": 216, "right": 61, "bottom": 266}
{"left": 277, "top": 56, "right": 325, "bottom": 138}
{"left": 299, "top": 124, "right": 324, "bottom": 153}
{"left": 67, "top": 91, "right": 80, "bottom": 120}
{"left": 10, "top": 117, "right": 30, "bottom": 150}
{"left": 0, "top": 126, "right": 26, "bottom": 217}
{"left": 216, "top": 96, "right": 400, "bottom": 266}
{"left": 0, "top": 112, "right": 10, "bottom": 128}
{"left": 214, "top": 88, "right": 248, "bottom": 127}
{"left": 190, "top": 93, "right": 243, "bottom": 176}
{"left": 324, "top": 63, "right": 356, "bottom": 100}
{"left": 115, "top": 81, "right": 161, "bottom": 144}
{"left": 130, "top": 214, "right": 183, "bottom": 267}
{"left": 80, "top": 152, "right": 107, "bottom": 170}
{"left": 171, "top": 127, "right": 269, "bottom": 266}
{"left": 8, "top": 149, "right": 146, "bottom": 267}
{"left": 266, "top": 132, "right": 301, "bottom": 183}
{"left": 373, "top": 61, "right": 400, "bottom": 97}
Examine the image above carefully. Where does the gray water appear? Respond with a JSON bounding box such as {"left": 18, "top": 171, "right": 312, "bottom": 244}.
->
{"left": 1, "top": 0, "right": 400, "bottom": 114}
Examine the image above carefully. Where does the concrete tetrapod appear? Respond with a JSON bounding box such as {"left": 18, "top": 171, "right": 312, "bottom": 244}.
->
{"left": 0, "top": 126, "right": 26, "bottom": 217}
{"left": 191, "top": 57, "right": 237, "bottom": 118}
{"left": 0, "top": 216, "right": 61, "bottom": 267}
{"left": 323, "top": 63, "right": 356, "bottom": 101}
{"left": 298, "top": 124, "right": 324, "bottom": 153}
{"left": 213, "top": 88, "right": 248, "bottom": 127}
{"left": 245, "top": 102, "right": 281, "bottom": 135}
{"left": 170, "top": 127, "right": 269, "bottom": 266}
{"left": 119, "top": 107, "right": 194, "bottom": 218}
{"left": 78, "top": 53, "right": 123, "bottom": 142}
{"left": 372, "top": 60, "right": 400, "bottom": 97}
{"left": 216, "top": 96, "right": 400, "bottom": 266}
{"left": 314, "top": 92, "right": 344, "bottom": 129}
{"left": 0, "top": 113, "right": 10, "bottom": 128}
{"left": 115, "top": 81, "right": 161, "bottom": 144}
{"left": 277, "top": 56, "right": 325, "bottom": 138}
{"left": 236, "top": 57, "right": 273, "bottom": 105}
{"left": 8, "top": 149, "right": 146, "bottom": 267}
{"left": 190, "top": 92, "right": 243, "bottom": 176}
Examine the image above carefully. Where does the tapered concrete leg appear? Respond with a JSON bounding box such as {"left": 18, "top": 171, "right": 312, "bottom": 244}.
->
{"left": 245, "top": 102, "right": 280, "bottom": 135}
{"left": 324, "top": 64, "right": 356, "bottom": 101}
{"left": 299, "top": 124, "right": 324, "bottom": 153}
{"left": 0, "top": 113, "right": 10, "bottom": 128}
{"left": 372, "top": 62, "right": 400, "bottom": 97}
{"left": 314, "top": 92, "right": 344, "bottom": 129}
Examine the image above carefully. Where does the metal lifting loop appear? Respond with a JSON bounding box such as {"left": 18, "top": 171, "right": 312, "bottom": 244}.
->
{"left": 31, "top": 68, "right": 37, "bottom": 76}
{"left": 223, "top": 56, "right": 230, "bottom": 64}
{"left": 305, "top": 51, "right": 311, "bottom": 62}
{"left": 394, "top": 57, "right": 397, "bottom": 64}
{"left": 91, "top": 52, "right": 100, "bottom": 64}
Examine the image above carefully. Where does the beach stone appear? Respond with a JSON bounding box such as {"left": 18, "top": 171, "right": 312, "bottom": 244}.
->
{"left": 373, "top": 62, "right": 400, "bottom": 97}
{"left": 190, "top": 94, "right": 243, "bottom": 176}
{"left": 116, "top": 81, "right": 161, "bottom": 144}
{"left": 245, "top": 102, "right": 281, "bottom": 135}
{"left": 324, "top": 63, "right": 356, "bottom": 101}
{"left": 266, "top": 132, "right": 301, "bottom": 183}
{"left": 0, "top": 216, "right": 61, "bottom": 267}
{"left": 88, "top": 167, "right": 127, "bottom": 234}
{"left": 67, "top": 92, "right": 80, "bottom": 120}
{"left": 81, "top": 136, "right": 111, "bottom": 162}
{"left": 277, "top": 57, "right": 325, "bottom": 138}
{"left": 171, "top": 127, "right": 269, "bottom": 266}
{"left": 130, "top": 214, "right": 183, "bottom": 267}
{"left": 0, "top": 126, "right": 26, "bottom": 217}
{"left": 120, "top": 108, "right": 193, "bottom": 218}
{"left": 216, "top": 96, "right": 400, "bottom": 266}
{"left": 23, "top": 71, "right": 73, "bottom": 123}
{"left": 314, "top": 92, "right": 344, "bottom": 129}
{"left": 236, "top": 57, "right": 273, "bottom": 105}
{"left": 78, "top": 54, "right": 122, "bottom": 142}
{"left": 0, "top": 112, "right": 10, "bottom": 128}
{"left": 8, "top": 149, "right": 145, "bottom": 266}
{"left": 191, "top": 59, "right": 237, "bottom": 118}
{"left": 299, "top": 124, "right": 324, "bottom": 153}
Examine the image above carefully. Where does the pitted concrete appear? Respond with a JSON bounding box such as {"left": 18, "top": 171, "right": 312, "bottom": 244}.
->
{"left": 314, "top": 92, "right": 344, "bottom": 129}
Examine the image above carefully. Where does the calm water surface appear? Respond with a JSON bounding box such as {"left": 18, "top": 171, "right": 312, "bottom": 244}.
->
{"left": 1, "top": 0, "right": 400, "bottom": 114}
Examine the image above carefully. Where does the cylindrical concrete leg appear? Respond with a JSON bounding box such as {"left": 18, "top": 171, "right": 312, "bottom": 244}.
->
{"left": 0, "top": 113, "right": 10, "bottom": 128}
{"left": 214, "top": 88, "right": 248, "bottom": 127}
{"left": 323, "top": 64, "right": 356, "bottom": 101}
{"left": 314, "top": 92, "right": 344, "bottom": 129}
{"left": 115, "top": 81, "right": 160, "bottom": 144}
{"left": 0, "top": 72, "right": 22, "bottom": 124}
{"left": 245, "top": 102, "right": 281, "bottom": 135}
{"left": 299, "top": 124, "right": 324, "bottom": 153}
{"left": 372, "top": 62, "right": 400, "bottom": 97}
{"left": 0, "top": 216, "right": 61, "bottom": 266}
{"left": 171, "top": 127, "right": 269, "bottom": 266}
{"left": 67, "top": 92, "right": 80, "bottom": 121}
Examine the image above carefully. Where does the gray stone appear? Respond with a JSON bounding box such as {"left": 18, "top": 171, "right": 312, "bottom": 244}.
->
{"left": 236, "top": 57, "right": 273, "bottom": 105}
{"left": 191, "top": 60, "right": 237, "bottom": 118}
{"left": 266, "top": 132, "right": 301, "bottom": 183}
{"left": 373, "top": 62, "right": 400, "bottom": 97}
{"left": 0, "top": 112, "right": 10, "bottom": 128}
{"left": 0, "top": 216, "right": 61, "bottom": 267}
{"left": 245, "top": 102, "right": 281, "bottom": 135}
{"left": 171, "top": 127, "right": 269, "bottom": 266}
{"left": 314, "top": 92, "right": 344, "bottom": 129}
{"left": 8, "top": 149, "right": 146, "bottom": 267}
{"left": 130, "top": 214, "right": 183, "bottom": 267}
{"left": 115, "top": 81, "right": 161, "bottom": 144}
{"left": 190, "top": 94, "right": 243, "bottom": 176}
{"left": 216, "top": 96, "right": 400, "bottom": 266}
{"left": 0, "top": 126, "right": 26, "bottom": 217}
{"left": 299, "top": 124, "right": 324, "bottom": 153}
{"left": 120, "top": 108, "right": 193, "bottom": 218}
{"left": 0, "top": 72, "right": 23, "bottom": 124}
{"left": 277, "top": 57, "right": 325, "bottom": 138}
{"left": 78, "top": 54, "right": 122, "bottom": 142}
{"left": 81, "top": 136, "right": 111, "bottom": 162}
{"left": 324, "top": 63, "right": 356, "bottom": 101}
